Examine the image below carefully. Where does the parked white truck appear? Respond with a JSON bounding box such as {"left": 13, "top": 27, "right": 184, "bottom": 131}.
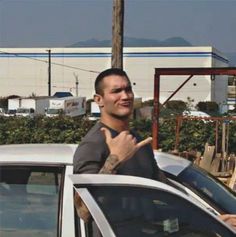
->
{"left": 8, "top": 97, "right": 50, "bottom": 117}
{"left": 88, "top": 101, "right": 101, "bottom": 121}
{"left": 45, "top": 96, "right": 86, "bottom": 117}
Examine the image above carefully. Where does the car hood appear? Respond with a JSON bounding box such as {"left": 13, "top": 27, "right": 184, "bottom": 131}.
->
{"left": 154, "top": 150, "right": 191, "bottom": 176}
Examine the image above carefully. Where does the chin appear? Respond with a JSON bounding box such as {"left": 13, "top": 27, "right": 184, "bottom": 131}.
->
{"left": 113, "top": 111, "right": 132, "bottom": 119}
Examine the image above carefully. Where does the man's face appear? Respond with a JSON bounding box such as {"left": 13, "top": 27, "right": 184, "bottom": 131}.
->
{"left": 96, "top": 75, "right": 134, "bottom": 119}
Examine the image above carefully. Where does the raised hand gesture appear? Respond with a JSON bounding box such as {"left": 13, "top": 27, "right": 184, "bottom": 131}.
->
{"left": 101, "top": 127, "right": 152, "bottom": 166}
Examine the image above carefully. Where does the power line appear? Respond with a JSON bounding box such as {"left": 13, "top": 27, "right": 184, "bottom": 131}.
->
{"left": 0, "top": 50, "right": 100, "bottom": 74}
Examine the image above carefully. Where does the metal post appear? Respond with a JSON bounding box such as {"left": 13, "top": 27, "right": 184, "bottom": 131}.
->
{"left": 174, "top": 116, "right": 182, "bottom": 151}
{"left": 152, "top": 73, "right": 160, "bottom": 149}
{"left": 215, "top": 120, "right": 219, "bottom": 153}
{"left": 76, "top": 77, "right": 79, "bottom": 97}
{"left": 73, "top": 73, "right": 79, "bottom": 97}
{"left": 221, "top": 121, "right": 226, "bottom": 171}
{"left": 47, "top": 49, "right": 51, "bottom": 96}
{"left": 162, "top": 75, "right": 193, "bottom": 106}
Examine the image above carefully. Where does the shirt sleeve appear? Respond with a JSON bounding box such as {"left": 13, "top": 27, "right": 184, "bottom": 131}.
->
{"left": 73, "top": 140, "right": 109, "bottom": 174}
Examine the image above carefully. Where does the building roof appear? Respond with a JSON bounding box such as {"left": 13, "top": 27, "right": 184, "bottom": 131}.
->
{"left": 53, "top": 92, "right": 73, "bottom": 98}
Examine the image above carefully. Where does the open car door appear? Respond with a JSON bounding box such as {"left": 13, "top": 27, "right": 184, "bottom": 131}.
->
{"left": 70, "top": 174, "right": 236, "bottom": 237}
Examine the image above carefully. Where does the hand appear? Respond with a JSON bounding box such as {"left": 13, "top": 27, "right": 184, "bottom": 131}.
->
{"left": 219, "top": 214, "right": 236, "bottom": 230}
{"left": 101, "top": 127, "right": 152, "bottom": 164}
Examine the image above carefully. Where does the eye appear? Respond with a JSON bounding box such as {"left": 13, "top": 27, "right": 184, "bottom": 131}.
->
{"left": 125, "top": 86, "right": 132, "bottom": 93}
{"left": 112, "top": 88, "right": 123, "bottom": 93}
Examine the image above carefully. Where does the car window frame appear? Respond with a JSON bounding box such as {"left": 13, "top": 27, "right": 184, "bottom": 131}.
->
{"left": 0, "top": 163, "right": 66, "bottom": 237}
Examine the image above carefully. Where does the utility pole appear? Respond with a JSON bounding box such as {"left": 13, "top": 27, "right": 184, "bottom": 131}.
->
{"left": 47, "top": 49, "right": 51, "bottom": 96}
{"left": 111, "top": 0, "right": 124, "bottom": 69}
{"left": 73, "top": 73, "right": 79, "bottom": 97}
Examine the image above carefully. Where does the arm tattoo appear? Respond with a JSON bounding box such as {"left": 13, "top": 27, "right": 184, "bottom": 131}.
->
{"left": 74, "top": 193, "right": 91, "bottom": 223}
{"left": 74, "top": 156, "right": 120, "bottom": 222}
{"left": 99, "top": 154, "right": 120, "bottom": 174}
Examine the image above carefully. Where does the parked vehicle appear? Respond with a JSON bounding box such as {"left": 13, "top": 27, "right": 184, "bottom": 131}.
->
{"left": 15, "top": 107, "right": 35, "bottom": 117}
{"left": 3, "top": 109, "right": 16, "bottom": 117}
{"left": 0, "top": 107, "right": 5, "bottom": 115}
{"left": 45, "top": 96, "right": 86, "bottom": 117}
{"left": 8, "top": 97, "right": 50, "bottom": 117}
{"left": 183, "top": 110, "right": 210, "bottom": 117}
{"left": 88, "top": 101, "right": 101, "bottom": 121}
{"left": 0, "top": 144, "right": 235, "bottom": 237}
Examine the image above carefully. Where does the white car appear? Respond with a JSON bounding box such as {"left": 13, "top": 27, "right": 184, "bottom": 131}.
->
{"left": 0, "top": 144, "right": 235, "bottom": 237}
{"left": 0, "top": 108, "right": 5, "bottom": 115}
{"left": 3, "top": 109, "right": 16, "bottom": 117}
{"left": 15, "top": 107, "right": 35, "bottom": 118}
{"left": 183, "top": 110, "right": 210, "bottom": 117}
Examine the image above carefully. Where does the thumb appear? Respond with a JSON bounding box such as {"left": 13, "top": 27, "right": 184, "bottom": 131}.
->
{"left": 136, "top": 137, "right": 153, "bottom": 149}
{"left": 101, "top": 127, "right": 112, "bottom": 143}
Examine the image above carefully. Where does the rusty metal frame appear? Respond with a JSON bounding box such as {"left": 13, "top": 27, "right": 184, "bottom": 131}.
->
{"left": 152, "top": 67, "right": 236, "bottom": 149}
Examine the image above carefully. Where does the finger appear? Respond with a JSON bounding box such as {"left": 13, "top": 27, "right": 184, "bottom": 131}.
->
{"left": 220, "top": 214, "right": 236, "bottom": 221}
{"left": 120, "top": 130, "right": 130, "bottom": 135}
{"left": 136, "top": 137, "right": 153, "bottom": 149}
{"left": 101, "top": 127, "right": 112, "bottom": 142}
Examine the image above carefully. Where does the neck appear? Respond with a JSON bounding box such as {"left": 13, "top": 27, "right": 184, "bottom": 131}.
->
{"left": 100, "top": 115, "right": 130, "bottom": 132}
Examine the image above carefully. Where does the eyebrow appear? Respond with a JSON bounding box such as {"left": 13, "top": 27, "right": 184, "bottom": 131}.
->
{"left": 111, "top": 85, "right": 132, "bottom": 93}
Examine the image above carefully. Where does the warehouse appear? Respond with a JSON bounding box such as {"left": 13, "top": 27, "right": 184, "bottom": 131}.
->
{"left": 0, "top": 47, "right": 229, "bottom": 111}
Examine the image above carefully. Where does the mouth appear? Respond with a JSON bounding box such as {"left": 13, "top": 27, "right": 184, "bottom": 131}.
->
{"left": 119, "top": 101, "right": 133, "bottom": 107}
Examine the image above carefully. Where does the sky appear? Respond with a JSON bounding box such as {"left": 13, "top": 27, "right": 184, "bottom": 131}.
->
{"left": 0, "top": 0, "right": 236, "bottom": 53}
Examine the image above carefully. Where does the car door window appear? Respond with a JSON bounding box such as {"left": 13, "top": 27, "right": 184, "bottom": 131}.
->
{"left": 0, "top": 165, "right": 64, "bottom": 237}
{"left": 86, "top": 186, "right": 234, "bottom": 237}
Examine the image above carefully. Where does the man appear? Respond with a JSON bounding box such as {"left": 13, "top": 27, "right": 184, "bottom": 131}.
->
{"left": 73, "top": 68, "right": 236, "bottom": 231}
{"left": 74, "top": 68, "right": 165, "bottom": 180}
{"left": 73, "top": 68, "right": 167, "bottom": 228}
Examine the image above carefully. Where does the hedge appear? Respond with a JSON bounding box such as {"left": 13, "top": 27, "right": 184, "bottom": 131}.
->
{"left": 1, "top": 115, "right": 236, "bottom": 154}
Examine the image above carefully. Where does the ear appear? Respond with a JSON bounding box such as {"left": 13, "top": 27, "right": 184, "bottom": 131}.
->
{"left": 94, "top": 94, "right": 104, "bottom": 107}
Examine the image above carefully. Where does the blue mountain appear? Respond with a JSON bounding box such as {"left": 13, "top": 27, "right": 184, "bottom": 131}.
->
{"left": 69, "top": 37, "right": 236, "bottom": 66}
{"left": 69, "top": 36, "right": 192, "bottom": 47}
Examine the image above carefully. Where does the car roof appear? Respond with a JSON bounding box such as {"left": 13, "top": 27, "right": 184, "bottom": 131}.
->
{"left": 154, "top": 150, "right": 191, "bottom": 176}
{"left": 0, "top": 144, "right": 191, "bottom": 174}
{"left": 0, "top": 144, "right": 78, "bottom": 164}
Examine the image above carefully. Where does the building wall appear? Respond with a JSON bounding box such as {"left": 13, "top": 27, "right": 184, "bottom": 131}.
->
{"left": 0, "top": 47, "right": 229, "bottom": 108}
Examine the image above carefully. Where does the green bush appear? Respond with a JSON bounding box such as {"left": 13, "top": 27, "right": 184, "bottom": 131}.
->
{"left": 165, "top": 100, "right": 187, "bottom": 112}
{"left": 196, "top": 101, "right": 219, "bottom": 114}
{"left": 0, "top": 115, "right": 236, "bottom": 154}
{"left": 0, "top": 116, "right": 95, "bottom": 145}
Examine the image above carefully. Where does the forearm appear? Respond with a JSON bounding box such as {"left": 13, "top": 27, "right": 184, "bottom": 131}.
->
{"left": 74, "top": 193, "right": 91, "bottom": 223}
{"left": 74, "top": 154, "right": 120, "bottom": 222}
{"left": 99, "top": 154, "right": 120, "bottom": 174}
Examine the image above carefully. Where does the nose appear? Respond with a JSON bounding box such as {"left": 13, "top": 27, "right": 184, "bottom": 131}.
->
{"left": 120, "top": 89, "right": 133, "bottom": 99}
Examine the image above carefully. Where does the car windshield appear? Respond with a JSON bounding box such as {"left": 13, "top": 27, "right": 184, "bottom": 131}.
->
{"left": 0, "top": 165, "right": 64, "bottom": 237}
{"left": 16, "top": 108, "right": 30, "bottom": 113}
{"left": 8, "top": 110, "right": 16, "bottom": 114}
{"left": 47, "top": 109, "right": 60, "bottom": 114}
{"left": 176, "top": 164, "right": 236, "bottom": 213}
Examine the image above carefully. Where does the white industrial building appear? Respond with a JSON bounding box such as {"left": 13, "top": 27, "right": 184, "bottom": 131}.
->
{"left": 0, "top": 47, "right": 229, "bottom": 111}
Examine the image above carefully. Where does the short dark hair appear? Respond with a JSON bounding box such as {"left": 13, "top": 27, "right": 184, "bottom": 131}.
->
{"left": 95, "top": 68, "right": 130, "bottom": 95}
